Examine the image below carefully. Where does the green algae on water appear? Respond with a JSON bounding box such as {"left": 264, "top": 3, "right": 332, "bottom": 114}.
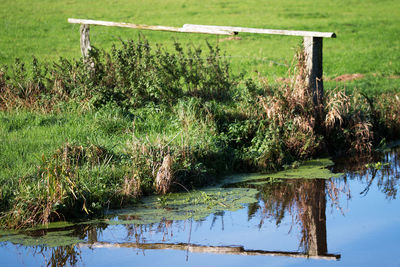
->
{"left": 223, "top": 158, "right": 343, "bottom": 186}
{"left": 28, "top": 221, "right": 77, "bottom": 231}
{"left": 105, "top": 187, "right": 259, "bottom": 225}
{"left": 0, "top": 229, "right": 82, "bottom": 247}
{"left": 105, "top": 158, "right": 341, "bottom": 226}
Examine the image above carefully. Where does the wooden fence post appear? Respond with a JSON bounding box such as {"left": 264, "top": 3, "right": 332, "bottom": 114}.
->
{"left": 303, "top": 37, "right": 323, "bottom": 106}
{"left": 80, "top": 24, "right": 91, "bottom": 58}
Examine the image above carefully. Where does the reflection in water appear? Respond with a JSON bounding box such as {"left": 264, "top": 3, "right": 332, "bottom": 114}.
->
{"left": 84, "top": 178, "right": 343, "bottom": 258}
{"left": 333, "top": 147, "right": 400, "bottom": 200}
{"left": 37, "top": 245, "right": 82, "bottom": 267}
{"left": 80, "top": 241, "right": 340, "bottom": 260}
{"left": 35, "top": 179, "right": 339, "bottom": 265}
{"left": 3, "top": 147, "right": 400, "bottom": 266}
{"left": 249, "top": 179, "right": 330, "bottom": 256}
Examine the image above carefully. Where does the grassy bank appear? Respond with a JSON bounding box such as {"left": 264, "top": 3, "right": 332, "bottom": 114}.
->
{"left": 0, "top": 39, "right": 399, "bottom": 228}
{"left": 1, "top": 0, "right": 399, "bottom": 93}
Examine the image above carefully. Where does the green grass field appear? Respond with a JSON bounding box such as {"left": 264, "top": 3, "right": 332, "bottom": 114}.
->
{"left": 1, "top": 0, "right": 399, "bottom": 228}
{"left": 1, "top": 0, "right": 399, "bottom": 93}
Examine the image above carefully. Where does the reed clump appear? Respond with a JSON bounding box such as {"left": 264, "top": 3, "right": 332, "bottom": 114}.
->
{"left": 0, "top": 142, "right": 117, "bottom": 229}
{"left": 257, "top": 51, "right": 322, "bottom": 159}
{"left": 253, "top": 49, "right": 397, "bottom": 161}
{"left": 123, "top": 131, "right": 216, "bottom": 198}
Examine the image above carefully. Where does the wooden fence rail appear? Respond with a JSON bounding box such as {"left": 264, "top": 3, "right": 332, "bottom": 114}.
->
{"left": 68, "top": 18, "right": 336, "bottom": 105}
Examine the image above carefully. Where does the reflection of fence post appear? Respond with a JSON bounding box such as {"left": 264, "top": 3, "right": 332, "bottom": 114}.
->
{"left": 87, "top": 227, "right": 98, "bottom": 243}
{"left": 80, "top": 24, "right": 91, "bottom": 58}
{"left": 303, "top": 37, "right": 323, "bottom": 106}
{"left": 307, "top": 179, "right": 327, "bottom": 256}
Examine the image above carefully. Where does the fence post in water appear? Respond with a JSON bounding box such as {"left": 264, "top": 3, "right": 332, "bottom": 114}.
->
{"left": 80, "top": 24, "right": 91, "bottom": 58}
{"left": 303, "top": 37, "right": 324, "bottom": 106}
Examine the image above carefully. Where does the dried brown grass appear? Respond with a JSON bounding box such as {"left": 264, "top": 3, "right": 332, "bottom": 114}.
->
{"left": 122, "top": 171, "right": 142, "bottom": 198}
{"left": 124, "top": 133, "right": 175, "bottom": 196}
{"left": 155, "top": 155, "right": 174, "bottom": 195}
{"left": 0, "top": 70, "right": 71, "bottom": 112}
{"left": 256, "top": 48, "right": 379, "bottom": 156}
{"left": 324, "top": 89, "right": 374, "bottom": 154}
{"left": 257, "top": 50, "right": 321, "bottom": 158}
{"left": 375, "top": 93, "right": 400, "bottom": 138}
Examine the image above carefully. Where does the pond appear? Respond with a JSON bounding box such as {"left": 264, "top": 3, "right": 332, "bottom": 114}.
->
{"left": 1, "top": 147, "right": 399, "bottom": 266}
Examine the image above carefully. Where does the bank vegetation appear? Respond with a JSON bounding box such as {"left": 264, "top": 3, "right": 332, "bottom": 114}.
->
{"left": 0, "top": 39, "right": 399, "bottom": 228}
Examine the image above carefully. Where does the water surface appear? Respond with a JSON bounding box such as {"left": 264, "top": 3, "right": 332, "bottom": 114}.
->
{"left": 1, "top": 148, "right": 399, "bottom": 266}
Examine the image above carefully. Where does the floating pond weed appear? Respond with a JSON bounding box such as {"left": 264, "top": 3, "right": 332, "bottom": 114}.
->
{"left": 107, "top": 188, "right": 259, "bottom": 225}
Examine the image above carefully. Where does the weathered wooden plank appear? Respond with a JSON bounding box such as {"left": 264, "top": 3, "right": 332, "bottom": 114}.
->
{"left": 79, "top": 242, "right": 340, "bottom": 260}
{"left": 183, "top": 24, "right": 336, "bottom": 38}
{"left": 68, "top": 18, "right": 234, "bottom": 35}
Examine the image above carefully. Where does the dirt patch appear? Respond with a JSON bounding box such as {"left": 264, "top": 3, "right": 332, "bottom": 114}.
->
{"left": 275, "top": 77, "right": 290, "bottom": 83}
{"left": 218, "top": 36, "right": 242, "bottom": 42}
{"left": 276, "top": 72, "right": 399, "bottom": 83}
{"left": 333, "top": 73, "right": 365, "bottom": 82}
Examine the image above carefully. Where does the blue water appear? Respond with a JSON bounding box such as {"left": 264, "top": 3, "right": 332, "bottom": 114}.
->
{"left": 1, "top": 149, "right": 399, "bottom": 267}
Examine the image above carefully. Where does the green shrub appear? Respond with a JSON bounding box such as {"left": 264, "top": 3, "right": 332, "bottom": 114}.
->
{"left": 1, "top": 38, "right": 237, "bottom": 112}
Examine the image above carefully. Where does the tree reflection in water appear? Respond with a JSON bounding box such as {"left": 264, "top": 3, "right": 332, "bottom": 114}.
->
{"left": 37, "top": 245, "right": 82, "bottom": 267}
{"left": 25, "top": 223, "right": 106, "bottom": 267}
{"left": 333, "top": 146, "right": 400, "bottom": 199}
{"left": 252, "top": 147, "right": 399, "bottom": 256}
{"left": 250, "top": 179, "right": 334, "bottom": 256}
